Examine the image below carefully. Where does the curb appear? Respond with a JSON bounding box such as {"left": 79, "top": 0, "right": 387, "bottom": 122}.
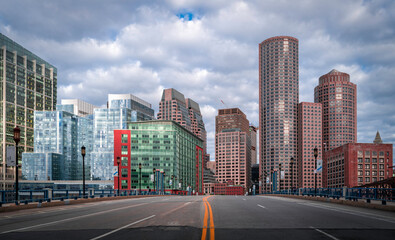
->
{"left": 0, "top": 195, "right": 165, "bottom": 213}
{"left": 269, "top": 194, "right": 395, "bottom": 212}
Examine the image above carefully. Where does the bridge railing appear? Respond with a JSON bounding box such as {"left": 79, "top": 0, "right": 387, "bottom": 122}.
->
{"left": 263, "top": 187, "right": 395, "bottom": 203}
{"left": 0, "top": 189, "right": 165, "bottom": 206}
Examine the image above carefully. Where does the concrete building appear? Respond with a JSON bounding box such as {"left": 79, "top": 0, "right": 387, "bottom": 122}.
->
{"left": 323, "top": 135, "right": 393, "bottom": 188}
{"left": 206, "top": 161, "right": 216, "bottom": 174}
{"left": 60, "top": 99, "right": 98, "bottom": 117}
{"left": 22, "top": 107, "right": 93, "bottom": 181}
{"left": 314, "top": 69, "right": 357, "bottom": 151}
{"left": 1, "top": 33, "right": 57, "bottom": 189}
{"left": 259, "top": 36, "right": 299, "bottom": 193}
{"left": 297, "top": 102, "right": 322, "bottom": 188}
{"left": 215, "top": 108, "right": 251, "bottom": 192}
{"left": 113, "top": 120, "right": 204, "bottom": 194}
{"left": 203, "top": 168, "right": 216, "bottom": 194}
{"left": 91, "top": 94, "right": 155, "bottom": 180}
{"left": 250, "top": 125, "right": 258, "bottom": 165}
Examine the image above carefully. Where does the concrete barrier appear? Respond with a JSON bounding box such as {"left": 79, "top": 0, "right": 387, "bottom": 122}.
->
{"left": 268, "top": 194, "right": 395, "bottom": 212}
{"left": 0, "top": 195, "right": 168, "bottom": 213}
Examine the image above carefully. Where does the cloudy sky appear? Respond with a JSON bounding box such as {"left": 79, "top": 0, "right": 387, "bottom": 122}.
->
{"left": 1, "top": 0, "right": 394, "bottom": 160}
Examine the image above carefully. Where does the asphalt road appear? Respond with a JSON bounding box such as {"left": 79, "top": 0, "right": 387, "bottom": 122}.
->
{"left": 1, "top": 195, "right": 395, "bottom": 240}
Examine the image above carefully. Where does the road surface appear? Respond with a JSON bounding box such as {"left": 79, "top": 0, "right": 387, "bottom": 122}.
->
{"left": 1, "top": 195, "right": 394, "bottom": 239}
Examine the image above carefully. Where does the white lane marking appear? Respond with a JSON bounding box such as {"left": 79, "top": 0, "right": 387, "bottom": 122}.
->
{"left": 242, "top": 198, "right": 246, "bottom": 201}
{"left": 310, "top": 227, "right": 340, "bottom": 240}
{"left": 299, "top": 202, "right": 395, "bottom": 224}
{"left": 90, "top": 215, "right": 155, "bottom": 240}
{"left": 161, "top": 198, "right": 170, "bottom": 201}
{"left": 0, "top": 202, "right": 149, "bottom": 234}
{"left": 257, "top": 204, "right": 266, "bottom": 209}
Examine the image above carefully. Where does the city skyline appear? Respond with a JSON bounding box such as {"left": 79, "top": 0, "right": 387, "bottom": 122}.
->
{"left": 1, "top": 0, "right": 394, "bottom": 160}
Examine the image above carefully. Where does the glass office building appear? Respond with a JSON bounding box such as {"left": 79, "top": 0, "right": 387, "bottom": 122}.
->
{"left": 113, "top": 121, "right": 204, "bottom": 194}
{"left": 91, "top": 94, "right": 155, "bottom": 180}
{"left": 0, "top": 33, "right": 57, "bottom": 189}
{"left": 22, "top": 107, "right": 93, "bottom": 181}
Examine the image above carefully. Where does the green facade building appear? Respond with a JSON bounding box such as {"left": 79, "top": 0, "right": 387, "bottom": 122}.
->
{"left": 0, "top": 33, "right": 57, "bottom": 189}
{"left": 114, "top": 120, "right": 204, "bottom": 194}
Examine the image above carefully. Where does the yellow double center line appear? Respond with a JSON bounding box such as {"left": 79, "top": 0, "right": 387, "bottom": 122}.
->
{"left": 201, "top": 196, "right": 215, "bottom": 240}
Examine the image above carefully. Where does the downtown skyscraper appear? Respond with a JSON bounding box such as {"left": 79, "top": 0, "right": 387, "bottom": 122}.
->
{"left": 314, "top": 69, "right": 357, "bottom": 151}
{"left": 215, "top": 108, "right": 251, "bottom": 191}
{"left": 157, "top": 88, "right": 208, "bottom": 165}
{"left": 259, "top": 36, "right": 299, "bottom": 192}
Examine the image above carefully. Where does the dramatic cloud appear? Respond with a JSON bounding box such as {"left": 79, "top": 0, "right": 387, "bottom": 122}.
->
{"left": 1, "top": 0, "right": 394, "bottom": 160}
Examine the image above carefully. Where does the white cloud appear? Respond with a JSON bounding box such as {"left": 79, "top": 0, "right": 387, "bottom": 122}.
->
{"left": 1, "top": 0, "right": 394, "bottom": 159}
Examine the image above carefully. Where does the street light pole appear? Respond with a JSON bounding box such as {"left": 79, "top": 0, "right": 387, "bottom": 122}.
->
{"left": 139, "top": 163, "right": 142, "bottom": 195}
{"left": 13, "top": 126, "right": 20, "bottom": 204}
{"left": 290, "top": 157, "right": 294, "bottom": 193}
{"left": 153, "top": 168, "right": 156, "bottom": 193}
{"left": 117, "top": 157, "right": 120, "bottom": 196}
{"left": 81, "top": 146, "right": 86, "bottom": 198}
{"left": 279, "top": 163, "right": 282, "bottom": 192}
{"left": 271, "top": 168, "right": 274, "bottom": 193}
{"left": 314, "top": 146, "right": 318, "bottom": 196}
{"left": 171, "top": 175, "right": 174, "bottom": 193}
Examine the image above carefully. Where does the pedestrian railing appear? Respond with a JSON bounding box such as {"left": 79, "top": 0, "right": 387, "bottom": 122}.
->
{"left": 0, "top": 189, "right": 164, "bottom": 207}
{"left": 263, "top": 187, "right": 395, "bottom": 204}
{"left": 0, "top": 188, "right": 196, "bottom": 206}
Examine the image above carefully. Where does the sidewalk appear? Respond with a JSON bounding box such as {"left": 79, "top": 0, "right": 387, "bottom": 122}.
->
{"left": 0, "top": 195, "right": 164, "bottom": 213}
{"left": 268, "top": 194, "right": 395, "bottom": 211}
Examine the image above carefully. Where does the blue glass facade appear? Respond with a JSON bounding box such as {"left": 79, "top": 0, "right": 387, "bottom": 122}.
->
{"left": 91, "top": 95, "right": 155, "bottom": 180}
{"left": 22, "top": 109, "right": 93, "bottom": 180}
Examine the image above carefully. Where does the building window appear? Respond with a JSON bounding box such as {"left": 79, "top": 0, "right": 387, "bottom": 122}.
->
{"left": 121, "top": 157, "right": 128, "bottom": 166}
{"left": 121, "top": 134, "right": 128, "bottom": 143}
{"left": 121, "top": 145, "right": 128, "bottom": 155}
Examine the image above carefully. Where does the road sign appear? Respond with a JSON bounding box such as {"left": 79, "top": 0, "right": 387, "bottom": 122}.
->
{"left": 179, "top": 182, "right": 182, "bottom": 188}
{"left": 113, "top": 166, "right": 118, "bottom": 177}
{"left": 150, "top": 174, "right": 154, "bottom": 182}
{"left": 280, "top": 170, "right": 285, "bottom": 180}
{"left": 317, "top": 159, "right": 322, "bottom": 173}
{"left": 6, "top": 146, "right": 16, "bottom": 167}
{"left": 169, "top": 179, "right": 172, "bottom": 186}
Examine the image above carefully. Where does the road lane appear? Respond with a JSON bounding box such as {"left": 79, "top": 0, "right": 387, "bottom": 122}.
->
{"left": 1, "top": 195, "right": 395, "bottom": 240}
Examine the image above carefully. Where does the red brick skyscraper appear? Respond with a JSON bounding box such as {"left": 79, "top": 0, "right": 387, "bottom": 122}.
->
{"left": 259, "top": 36, "right": 299, "bottom": 193}
{"left": 297, "top": 102, "right": 322, "bottom": 188}
{"left": 314, "top": 70, "right": 357, "bottom": 151}
{"left": 215, "top": 108, "right": 251, "bottom": 192}
{"left": 157, "top": 88, "right": 207, "bottom": 161}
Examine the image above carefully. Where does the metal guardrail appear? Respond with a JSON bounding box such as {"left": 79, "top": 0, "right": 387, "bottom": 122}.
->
{"left": 263, "top": 187, "right": 395, "bottom": 204}
{"left": 0, "top": 189, "right": 194, "bottom": 207}
{"left": 0, "top": 189, "right": 163, "bottom": 206}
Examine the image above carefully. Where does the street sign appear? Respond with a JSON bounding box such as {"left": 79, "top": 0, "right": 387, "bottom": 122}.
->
{"left": 112, "top": 166, "right": 118, "bottom": 177}
{"left": 179, "top": 182, "right": 182, "bottom": 188}
{"left": 169, "top": 179, "right": 172, "bottom": 186}
{"left": 150, "top": 174, "right": 154, "bottom": 182}
{"left": 317, "top": 159, "right": 322, "bottom": 173}
{"left": 266, "top": 177, "right": 270, "bottom": 184}
{"left": 6, "top": 146, "right": 16, "bottom": 167}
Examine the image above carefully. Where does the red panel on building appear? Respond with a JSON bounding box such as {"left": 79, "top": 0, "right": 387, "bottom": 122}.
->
{"left": 114, "top": 130, "right": 131, "bottom": 190}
